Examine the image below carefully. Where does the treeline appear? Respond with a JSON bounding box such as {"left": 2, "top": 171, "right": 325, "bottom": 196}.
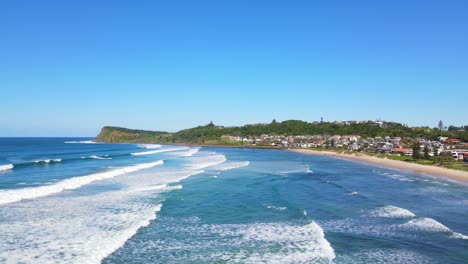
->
{"left": 172, "top": 120, "right": 468, "bottom": 143}
{"left": 95, "top": 121, "right": 468, "bottom": 144}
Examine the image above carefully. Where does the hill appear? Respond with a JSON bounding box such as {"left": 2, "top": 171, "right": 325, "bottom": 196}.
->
{"left": 95, "top": 121, "right": 468, "bottom": 144}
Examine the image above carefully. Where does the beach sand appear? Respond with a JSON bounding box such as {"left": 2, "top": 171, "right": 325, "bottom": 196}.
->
{"left": 290, "top": 149, "right": 468, "bottom": 184}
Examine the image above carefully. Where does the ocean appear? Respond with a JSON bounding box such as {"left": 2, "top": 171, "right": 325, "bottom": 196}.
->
{"left": 0, "top": 138, "right": 467, "bottom": 263}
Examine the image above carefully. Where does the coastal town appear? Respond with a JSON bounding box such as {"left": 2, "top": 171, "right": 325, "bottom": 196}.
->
{"left": 222, "top": 133, "right": 468, "bottom": 162}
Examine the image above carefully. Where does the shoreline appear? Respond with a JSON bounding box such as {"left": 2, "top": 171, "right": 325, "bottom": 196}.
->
{"left": 96, "top": 140, "right": 468, "bottom": 184}
{"left": 289, "top": 149, "right": 468, "bottom": 184}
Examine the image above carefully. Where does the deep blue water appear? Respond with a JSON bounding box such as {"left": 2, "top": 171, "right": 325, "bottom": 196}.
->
{"left": 0, "top": 138, "right": 467, "bottom": 263}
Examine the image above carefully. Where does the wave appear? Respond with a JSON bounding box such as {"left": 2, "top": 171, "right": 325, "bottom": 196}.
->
{"left": 64, "top": 140, "right": 98, "bottom": 144}
{"left": 82, "top": 155, "right": 112, "bottom": 160}
{"left": 137, "top": 144, "right": 162, "bottom": 149}
{"left": 209, "top": 161, "right": 250, "bottom": 172}
{"left": 34, "top": 159, "right": 63, "bottom": 164}
{"left": 273, "top": 166, "right": 314, "bottom": 176}
{"left": 370, "top": 205, "right": 416, "bottom": 218}
{"left": 0, "top": 160, "right": 164, "bottom": 205}
{"left": 236, "top": 221, "right": 335, "bottom": 263}
{"left": 177, "top": 148, "right": 200, "bottom": 157}
{"left": 135, "top": 184, "right": 183, "bottom": 192}
{"left": 185, "top": 155, "right": 227, "bottom": 170}
{"left": 400, "top": 217, "right": 468, "bottom": 239}
{"left": 0, "top": 164, "right": 14, "bottom": 172}
{"left": 265, "top": 204, "right": 287, "bottom": 211}
{"left": 147, "top": 221, "right": 335, "bottom": 263}
{"left": 131, "top": 147, "right": 189, "bottom": 156}
{"left": 96, "top": 204, "right": 163, "bottom": 262}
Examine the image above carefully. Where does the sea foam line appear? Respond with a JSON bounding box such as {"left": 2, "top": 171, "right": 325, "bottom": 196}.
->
{"left": 64, "top": 140, "right": 98, "bottom": 144}
{"left": 82, "top": 155, "right": 112, "bottom": 160}
{"left": 370, "top": 205, "right": 416, "bottom": 218}
{"left": 131, "top": 147, "right": 189, "bottom": 156}
{"left": 34, "top": 159, "right": 63, "bottom": 164}
{"left": 400, "top": 217, "right": 468, "bottom": 240}
{"left": 0, "top": 164, "right": 14, "bottom": 172}
{"left": 95, "top": 204, "right": 163, "bottom": 263}
{"left": 0, "top": 160, "right": 164, "bottom": 205}
{"left": 138, "top": 144, "right": 162, "bottom": 149}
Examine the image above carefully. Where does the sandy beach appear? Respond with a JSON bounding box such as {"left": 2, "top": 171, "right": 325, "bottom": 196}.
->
{"left": 290, "top": 149, "right": 468, "bottom": 184}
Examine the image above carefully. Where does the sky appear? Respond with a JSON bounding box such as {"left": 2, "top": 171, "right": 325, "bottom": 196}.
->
{"left": 1, "top": 0, "right": 467, "bottom": 136}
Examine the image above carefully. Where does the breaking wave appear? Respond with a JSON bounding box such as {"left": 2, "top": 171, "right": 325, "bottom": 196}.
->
{"left": 138, "top": 144, "right": 162, "bottom": 149}
{"left": 0, "top": 160, "right": 164, "bottom": 205}
{"left": 34, "top": 159, "right": 63, "bottom": 164}
{"left": 0, "top": 164, "right": 14, "bottom": 172}
{"left": 82, "top": 155, "right": 112, "bottom": 160}
{"left": 64, "top": 140, "right": 98, "bottom": 144}
{"left": 131, "top": 147, "right": 189, "bottom": 156}
{"left": 209, "top": 161, "right": 250, "bottom": 172}
{"left": 370, "top": 205, "right": 416, "bottom": 218}
{"left": 400, "top": 218, "right": 468, "bottom": 239}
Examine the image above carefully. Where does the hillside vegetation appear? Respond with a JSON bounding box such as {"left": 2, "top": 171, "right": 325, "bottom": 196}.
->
{"left": 95, "top": 121, "right": 468, "bottom": 144}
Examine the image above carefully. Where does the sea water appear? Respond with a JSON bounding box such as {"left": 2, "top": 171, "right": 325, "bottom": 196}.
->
{"left": 0, "top": 138, "right": 467, "bottom": 263}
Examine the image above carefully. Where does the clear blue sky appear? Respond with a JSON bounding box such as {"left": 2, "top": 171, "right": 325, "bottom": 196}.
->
{"left": 1, "top": 0, "right": 467, "bottom": 136}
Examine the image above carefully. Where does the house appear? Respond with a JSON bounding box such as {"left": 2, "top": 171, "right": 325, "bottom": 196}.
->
{"left": 393, "top": 147, "right": 413, "bottom": 156}
{"left": 349, "top": 143, "right": 360, "bottom": 151}
{"left": 446, "top": 138, "right": 460, "bottom": 144}
{"left": 464, "top": 153, "right": 468, "bottom": 162}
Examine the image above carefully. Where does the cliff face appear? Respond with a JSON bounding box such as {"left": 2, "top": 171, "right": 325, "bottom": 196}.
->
{"left": 95, "top": 126, "right": 170, "bottom": 143}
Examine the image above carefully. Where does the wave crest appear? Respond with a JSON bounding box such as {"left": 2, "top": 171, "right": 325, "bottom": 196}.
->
{"left": 131, "top": 147, "right": 189, "bottom": 156}
{"left": 0, "top": 164, "right": 14, "bottom": 172}
{"left": 0, "top": 160, "right": 164, "bottom": 205}
{"left": 370, "top": 206, "right": 416, "bottom": 218}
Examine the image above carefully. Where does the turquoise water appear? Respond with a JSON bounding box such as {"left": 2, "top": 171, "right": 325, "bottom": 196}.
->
{"left": 0, "top": 138, "right": 467, "bottom": 263}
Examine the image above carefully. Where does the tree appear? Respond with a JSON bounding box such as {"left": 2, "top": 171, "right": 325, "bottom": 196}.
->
{"left": 423, "top": 145, "right": 430, "bottom": 159}
{"left": 412, "top": 142, "right": 421, "bottom": 160}
{"left": 331, "top": 139, "right": 335, "bottom": 147}
{"left": 433, "top": 146, "right": 438, "bottom": 157}
{"left": 438, "top": 120, "right": 444, "bottom": 131}
{"left": 272, "top": 119, "right": 277, "bottom": 124}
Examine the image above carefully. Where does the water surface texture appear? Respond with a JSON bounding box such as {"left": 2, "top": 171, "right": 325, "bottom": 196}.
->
{"left": 0, "top": 138, "right": 467, "bottom": 263}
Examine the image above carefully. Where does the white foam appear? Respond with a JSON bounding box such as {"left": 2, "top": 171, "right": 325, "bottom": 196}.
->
{"left": 185, "top": 154, "right": 227, "bottom": 170}
{"left": 400, "top": 217, "right": 468, "bottom": 239}
{"left": 450, "top": 232, "right": 468, "bottom": 240}
{"left": 0, "top": 197, "right": 163, "bottom": 264}
{"left": 209, "top": 161, "right": 250, "bottom": 172}
{"left": 138, "top": 144, "right": 162, "bottom": 149}
{"left": 265, "top": 204, "right": 287, "bottom": 211}
{"left": 148, "top": 221, "right": 335, "bottom": 263}
{"left": 177, "top": 148, "right": 200, "bottom": 157}
{"left": 0, "top": 152, "right": 222, "bottom": 263}
{"left": 34, "top": 159, "right": 62, "bottom": 164}
{"left": 400, "top": 217, "right": 450, "bottom": 232}
{"left": 350, "top": 192, "right": 359, "bottom": 195}
{"left": 135, "top": 184, "right": 183, "bottom": 192}
{"left": 340, "top": 249, "right": 431, "bottom": 264}
{"left": 131, "top": 147, "right": 189, "bottom": 156}
{"left": 237, "top": 222, "right": 335, "bottom": 263}
{"left": 0, "top": 164, "right": 13, "bottom": 172}
{"left": 83, "top": 155, "right": 112, "bottom": 160}
{"left": 370, "top": 206, "right": 416, "bottom": 218}
{"left": 0, "top": 160, "right": 164, "bottom": 205}
{"left": 64, "top": 140, "right": 98, "bottom": 144}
